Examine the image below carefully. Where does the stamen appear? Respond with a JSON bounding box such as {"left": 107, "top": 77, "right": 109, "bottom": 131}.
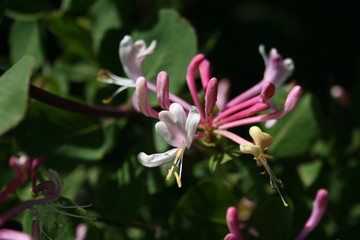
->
{"left": 174, "top": 172, "right": 182, "bottom": 188}
{"left": 172, "top": 163, "right": 179, "bottom": 168}
{"left": 176, "top": 148, "right": 184, "bottom": 159}
{"left": 166, "top": 169, "right": 172, "bottom": 180}
{"left": 258, "top": 157, "right": 288, "bottom": 207}
{"left": 102, "top": 98, "right": 112, "bottom": 104}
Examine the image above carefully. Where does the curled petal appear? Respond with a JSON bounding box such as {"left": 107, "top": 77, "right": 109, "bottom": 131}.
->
{"left": 217, "top": 78, "right": 231, "bottom": 111}
{"left": 119, "top": 35, "right": 156, "bottom": 80}
{"left": 249, "top": 126, "right": 273, "bottom": 150}
{"left": 137, "top": 148, "right": 178, "bottom": 167}
{"left": 240, "top": 144, "right": 261, "bottom": 159}
{"left": 135, "top": 77, "right": 158, "bottom": 118}
{"left": 185, "top": 106, "right": 201, "bottom": 147}
{"left": 186, "top": 54, "right": 206, "bottom": 118}
{"left": 224, "top": 233, "right": 237, "bottom": 240}
{"left": 31, "top": 156, "right": 45, "bottom": 187}
{"left": 156, "top": 103, "right": 188, "bottom": 147}
{"left": 156, "top": 71, "right": 171, "bottom": 109}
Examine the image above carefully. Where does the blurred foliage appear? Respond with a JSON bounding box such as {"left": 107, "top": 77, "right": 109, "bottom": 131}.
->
{"left": 1, "top": 0, "right": 359, "bottom": 239}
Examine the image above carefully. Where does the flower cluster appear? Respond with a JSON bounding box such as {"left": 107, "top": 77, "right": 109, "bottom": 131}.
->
{"left": 100, "top": 35, "right": 302, "bottom": 192}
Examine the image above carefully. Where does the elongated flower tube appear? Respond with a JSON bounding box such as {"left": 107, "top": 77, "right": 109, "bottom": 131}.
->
{"left": 240, "top": 126, "right": 288, "bottom": 207}
{"left": 295, "top": 189, "right": 329, "bottom": 240}
{"left": 134, "top": 77, "right": 158, "bottom": 118}
{"left": 225, "top": 206, "right": 244, "bottom": 240}
{"left": 0, "top": 229, "right": 33, "bottom": 240}
{"left": 99, "top": 35, "right": 157, "bottom": 103}
{"left": 137, "top": 103, "right": 200, "bottom": 187}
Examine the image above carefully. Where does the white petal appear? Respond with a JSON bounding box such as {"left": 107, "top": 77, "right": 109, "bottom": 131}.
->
{"left": 185, "top": 106, "right": 201, "bottom": 147}
{"left": 100, "top": 73, "right": 136, "bottom": 87}
{"left": 157, "top": 103, "right": 188, "bottom": 147}
{"left": 137, "top": 148, "right": 178, "bottom": 167}
{"left": 155, "top": 121, "right": 171, "bottom": 143}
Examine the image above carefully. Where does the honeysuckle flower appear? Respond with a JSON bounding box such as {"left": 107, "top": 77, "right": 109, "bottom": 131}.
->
{"left": 99, "top": 35, "right": 156, "bottom": 103}
{"left": 226, "top": 45, "right": 294, "bottom": 108}
{"left": 137, "top": 103, "right": 201, "bottom": 187}
{"left": 0, "top": 156, "right": 44, "bottom": 204}
{"left": 295, "top": 189, "right": 329, "bottom": 240}
{"left": 183, "top": 53, "right": 301, "bottom": 147}
{"left": 240, "top": 126, "right": 288, "bottom": 207}
{"left": 0, "top": 169, "right": 62, "bottom": 226}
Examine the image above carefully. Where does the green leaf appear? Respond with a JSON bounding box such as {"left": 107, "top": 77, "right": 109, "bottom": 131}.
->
{"left": 9, "top": 20, "right": 44, "bottom": 67}
{"left": 23, "top": 197, "right": 99, "bottom": 240}
{"left": 176, "top": 180, "right": 236, "bottom": 224}
{"left": 266, "top": 93, "right": 319, "bottom": 158}
{"left": 0, "top": 56, "right": 34, "bottom": 136}
{"left": 298, "top": 159, "right": 323, "bottom": 187}
{"left": 14, "top": 102, "right": 115, "bottom": 166}
{"left": 47, "top": 15, "right": 92, "bottom": 59}
{"left": 132, "top": 9, "right": 197, "bottom": 94}
{"left": 90, "top": 0, "right": 122, "bottom": 52}
{"left": 251, "top": 198, "right": 293, "bottom": 240}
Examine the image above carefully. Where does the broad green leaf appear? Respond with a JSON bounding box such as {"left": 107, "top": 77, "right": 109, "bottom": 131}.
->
{"left": 251, "top": 198, "right": 293, "bottom": 240}
{"left": 61, "top": 0, "right": 95, "bottom": 13}
{"left": 176, "top": 180, "right": 236, "bottom": 224}
{"left": 132, "top": 9, "right": 197, "bottom": 94}
{"left": 9, "top": 20, "right": 44, "bottom": 67}
{"left": 90, "top": 0, "right": 122, "bottom": 52}
{"left": 5, "top": 0, "right": 51, "bottom": 21}
{"left": 14, "top": 102, "right": 115, "bottom": 166}
{"left": 23, "top": 197, "right": 99, "bottom": 240}
{"left": 266, "top": 93, "right": 318, "bottom": 158}
{"left": 0, "top": 56, "right": 34, "bottom": 135}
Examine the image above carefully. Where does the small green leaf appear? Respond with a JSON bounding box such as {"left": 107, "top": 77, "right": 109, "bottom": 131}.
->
{"left": 266, "top": 93, "right": 319, "bottom": 158}
{"left": 298, "top": 159, "right": 323, "bottom": 187}
{"left": 90, "top": 0, "right": 122, "bottom": 52}
{"left": 132, "top": 9, "right": 197, "bottom": 94}
{"left": 9, "top": 20, "right": 44, "bottom": 67}
{"left": 0, "top": 56, "right": 34, "bottom": 135}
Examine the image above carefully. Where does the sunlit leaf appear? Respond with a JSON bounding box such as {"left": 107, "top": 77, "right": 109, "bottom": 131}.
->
{"left": 132, "top": 9, "right": 197, "bottom": 94}
{"left": 0, "top": 56, "right": 34, "bottom": 135}
{"left": 266, "top": 93, "right": 319, "bottom": 158}
{"left": 9, "top": 20, "right": 44, "bottom": 67}
{"left": 90, "top": 0, "right": 122, "bottom": 52}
